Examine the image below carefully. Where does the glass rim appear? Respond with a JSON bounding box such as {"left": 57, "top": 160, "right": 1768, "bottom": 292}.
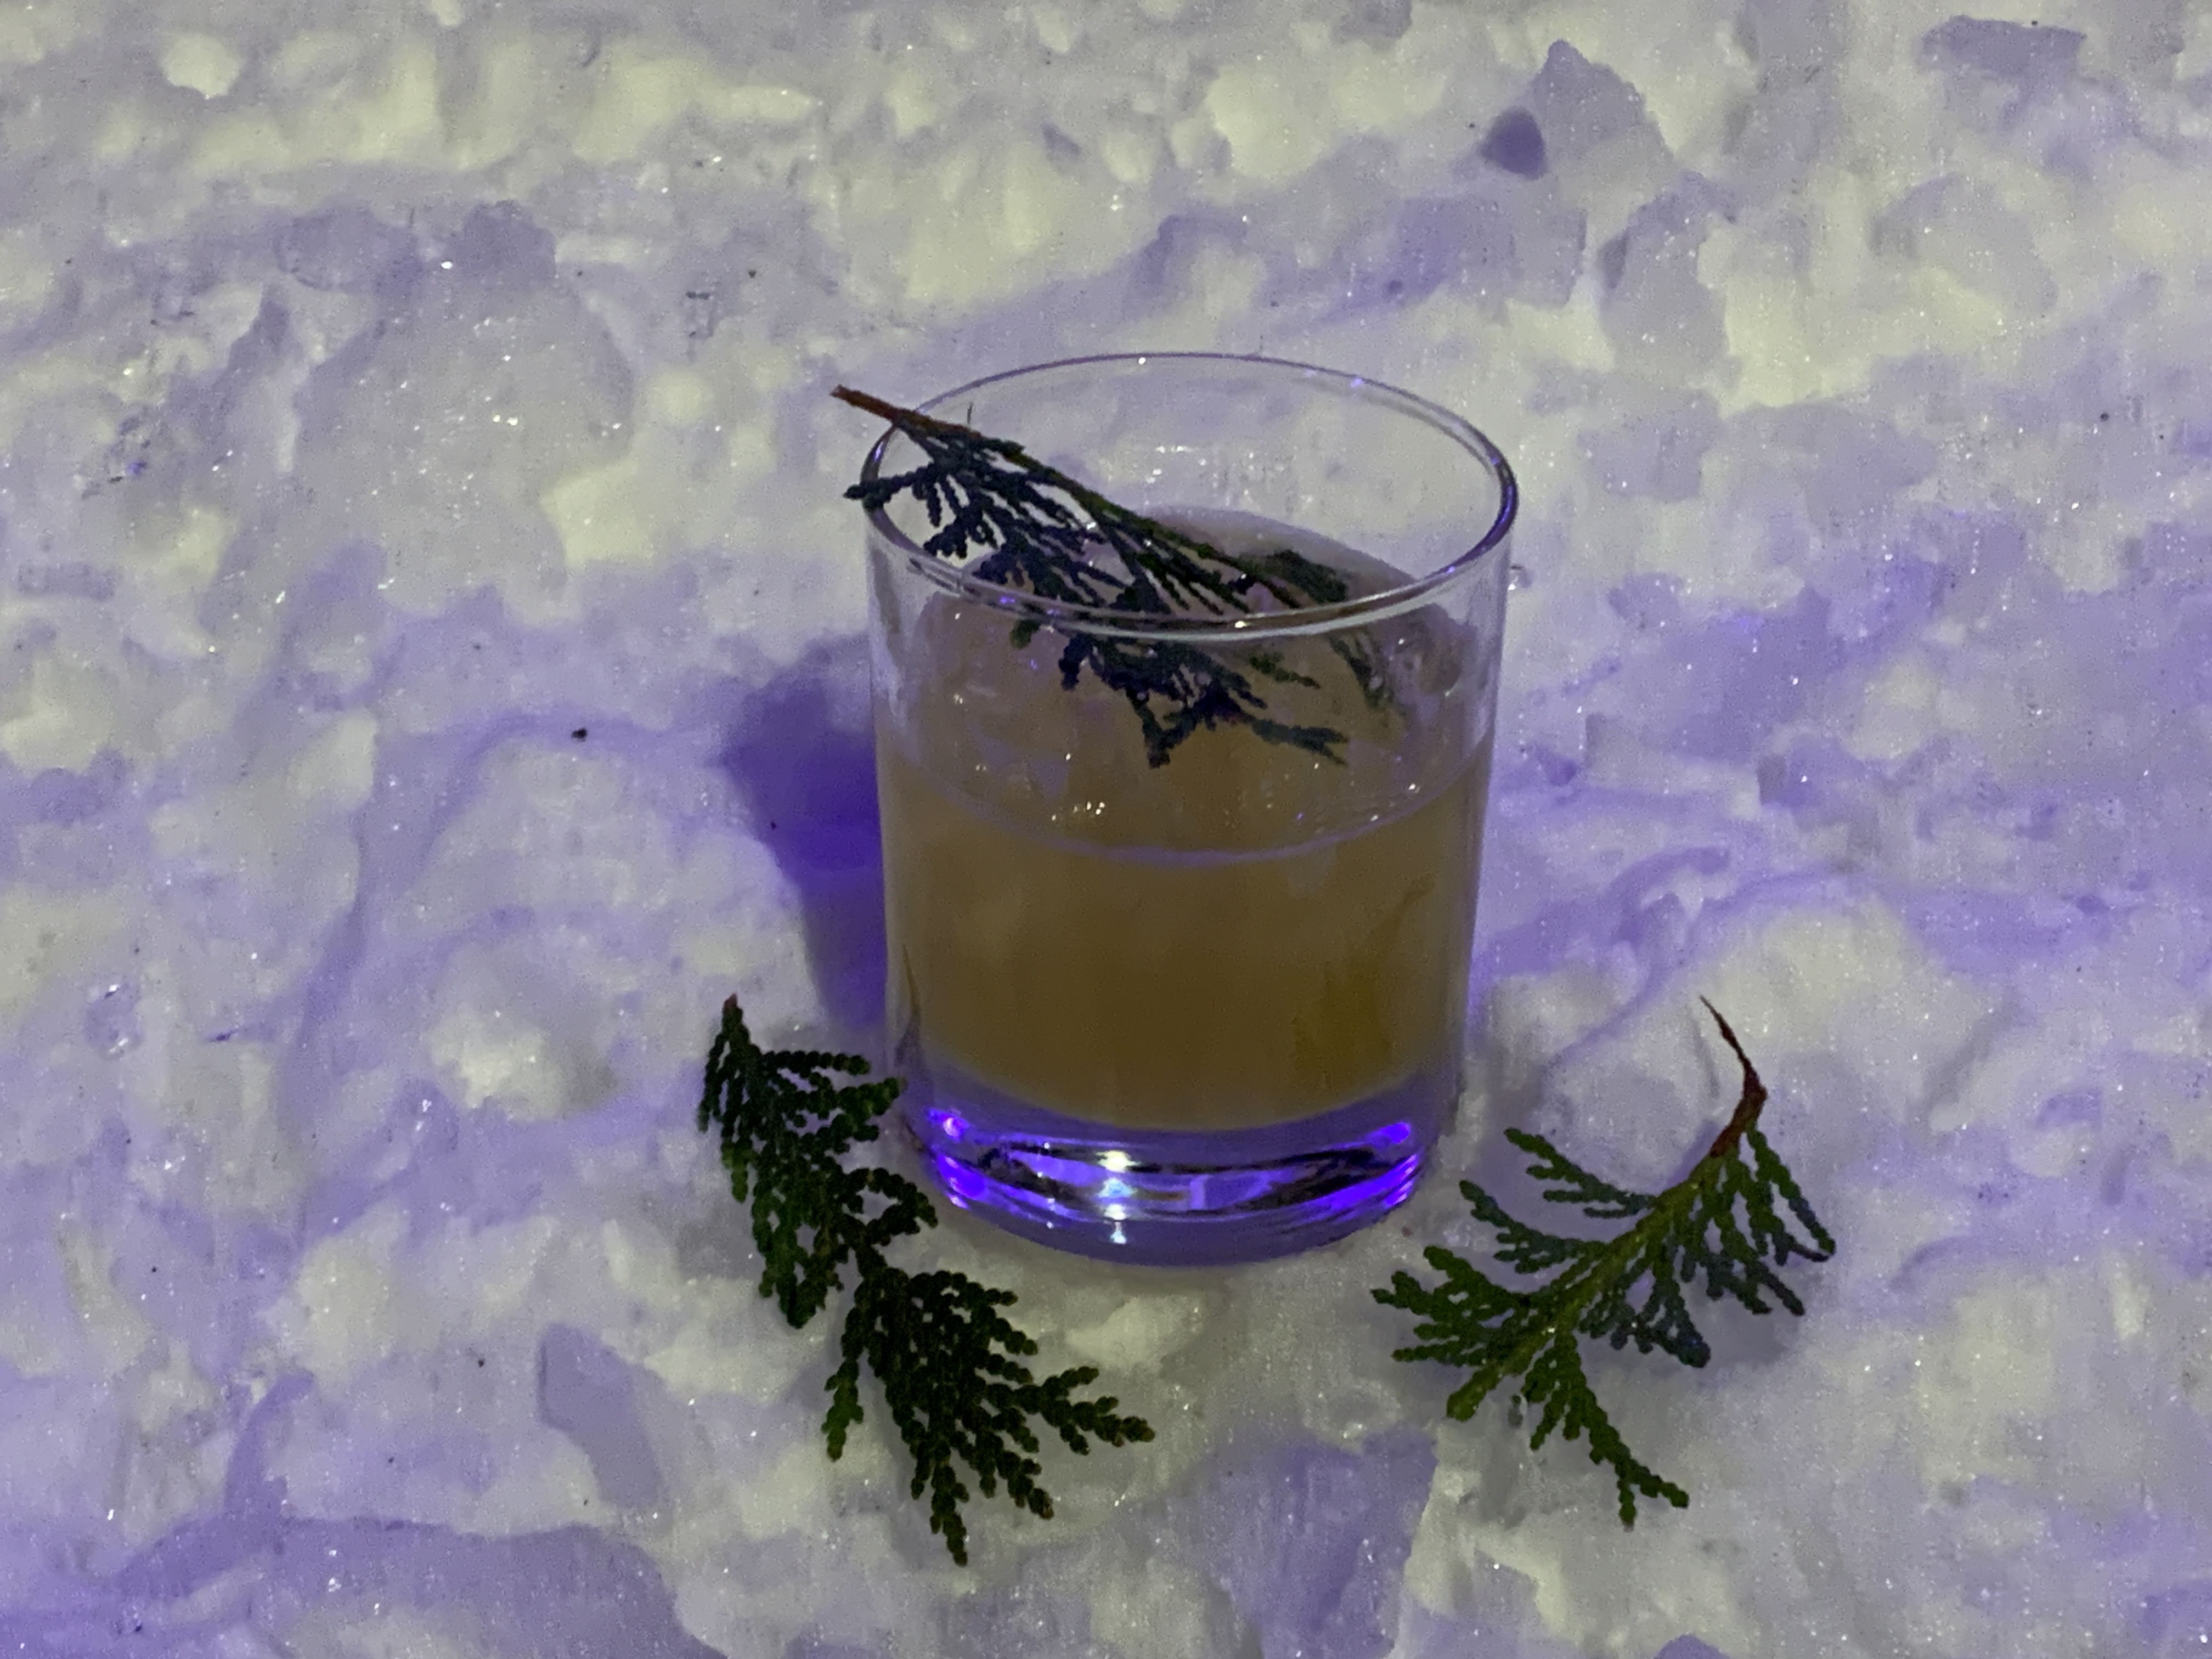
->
{"left": 855, "top": 351, "right": 1519, "bottom": 644}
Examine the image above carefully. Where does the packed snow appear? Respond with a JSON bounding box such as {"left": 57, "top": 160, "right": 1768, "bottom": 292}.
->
{"left": 3, "top": 0, "right": 2210, "bottom": 1654}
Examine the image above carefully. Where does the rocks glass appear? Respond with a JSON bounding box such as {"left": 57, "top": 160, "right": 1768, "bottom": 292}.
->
{"left": 861, "top": 353, "right": 1515, "bottom": 1265}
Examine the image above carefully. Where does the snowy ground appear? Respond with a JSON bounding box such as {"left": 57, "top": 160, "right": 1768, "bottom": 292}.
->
{"left": 4, "top": 0, "right": 2211, "bottom": 1654}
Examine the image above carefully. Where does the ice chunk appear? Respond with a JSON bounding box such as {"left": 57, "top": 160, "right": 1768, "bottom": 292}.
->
{"left": 1579, "top": 395, "right": 1720, "bottom": 501}
{"left": 1598, "top": 188, "right": 1727, "bottom": 377}
{"left": 12, "top": 561, "right": 114, "bottom": 599}
{"left": 1874, "top": 176, "right": 2056, "bottom": 317}
{"left": 1338, "top": 0, "right": 1412, "bottom": 45}
{"left": 1734, "top": 0, "right": 1840, "bottom": 77}
{"left": 1723, "top": 0, "right": 1842, "bottom": 197}
{"left": 1522, "top": 41, "right": 1651, "bottom": 162}
{"left": 1717, "top": 402, "right": 1939, "bottom": 538}
{"left": 1477, "top": 108, "right": 1547, "bottom": 179}
{"left": 275, "top": 200, "right": 635, "bottom": 616}
{"left": 79, "top": 982, "right": 140, "bottom": 1057}
{"left": 88, "top": 1379, "right": 719, "bottom": 1655}
{"left": 27, "top": 751, "right": 127, "bottom": 825}
{"left": 944, "top": 1577, "right": 1096, "bottom": 1655}
{"left": 1350, "top": 194, "right": 1516, "bottom": 308}
{"left": 2145, "top": 1581, "right": 2212, "bottom": 1651}
{"left": 275, "top": 204, "right": 421, "bottom": 298}
{"left": 538, "top": 1324, "right": 666, "bottom": 1511}
{"left": 1194, "top": 1430, "right": 1435, "bottom": 1659}
{"left": 1921, "top": 16, "right": 2086, "bottom": 88}
{"left": 158, "top": 32, "right": 242, "bottom": 99}
{"left": 443, "top": 200, "right": 558, "bottom": 291}
{"left": 1342, "top": 176, "right": 1583, "bottom": 314}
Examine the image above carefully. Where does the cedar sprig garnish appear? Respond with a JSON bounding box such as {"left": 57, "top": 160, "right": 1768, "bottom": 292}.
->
{"left": 1374, "top": 1001, "right": 1834, "bottom": 1524}
{"left": 697, "top": 997, "right": 1153, "bottom": 1565}
{"left": 834, "top": 385, "right": 1381, "bottom": 768}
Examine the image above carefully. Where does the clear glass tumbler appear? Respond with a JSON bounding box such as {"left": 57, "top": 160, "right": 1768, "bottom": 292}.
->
{"left": 861, "top": 353, "right": 1516, "bottom": 1265}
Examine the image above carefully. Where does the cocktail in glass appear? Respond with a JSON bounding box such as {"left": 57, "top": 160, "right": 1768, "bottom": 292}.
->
{"left": 861, "top": 354, "right": 1515, "bottom": 1265}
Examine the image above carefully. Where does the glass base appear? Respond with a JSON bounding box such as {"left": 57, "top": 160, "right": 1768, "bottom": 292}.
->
{"left": 898, "top": 1065, "right": 1446, "bottom": 1267}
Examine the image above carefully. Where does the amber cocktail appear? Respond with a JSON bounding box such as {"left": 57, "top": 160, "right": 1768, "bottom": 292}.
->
{"left": 862, "top": 356, "right": 1515, "bottom": 1264}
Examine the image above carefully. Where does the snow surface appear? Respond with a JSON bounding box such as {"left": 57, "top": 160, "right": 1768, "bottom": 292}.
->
{"left": 3, "top": 0, "right": 2211, "bottom": 1654}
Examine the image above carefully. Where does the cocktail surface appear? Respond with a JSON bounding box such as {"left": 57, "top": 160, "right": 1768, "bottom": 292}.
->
{"left": 878, "top": 510, "right": 1487, "bottom": 1131}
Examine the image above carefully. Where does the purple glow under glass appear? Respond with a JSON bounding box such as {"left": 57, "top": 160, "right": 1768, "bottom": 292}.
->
{"left": 913, "top": 1079, "right": 1432, "bottom": 1265}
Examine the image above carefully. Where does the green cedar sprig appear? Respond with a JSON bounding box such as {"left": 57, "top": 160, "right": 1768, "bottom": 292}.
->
{"left": 833, "top": 385, "right": 1385, "bottom": 768}
{"left": 1374, "top": 1001, "right": 1834, "bottom": 1523}
{"left": 697, "top": 997, "right": 1153, "bottom": 1565}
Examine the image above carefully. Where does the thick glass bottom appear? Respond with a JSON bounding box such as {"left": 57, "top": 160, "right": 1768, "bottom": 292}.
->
{"left": 898, "top": 1063, "right": 1448, "bottom": 1267}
